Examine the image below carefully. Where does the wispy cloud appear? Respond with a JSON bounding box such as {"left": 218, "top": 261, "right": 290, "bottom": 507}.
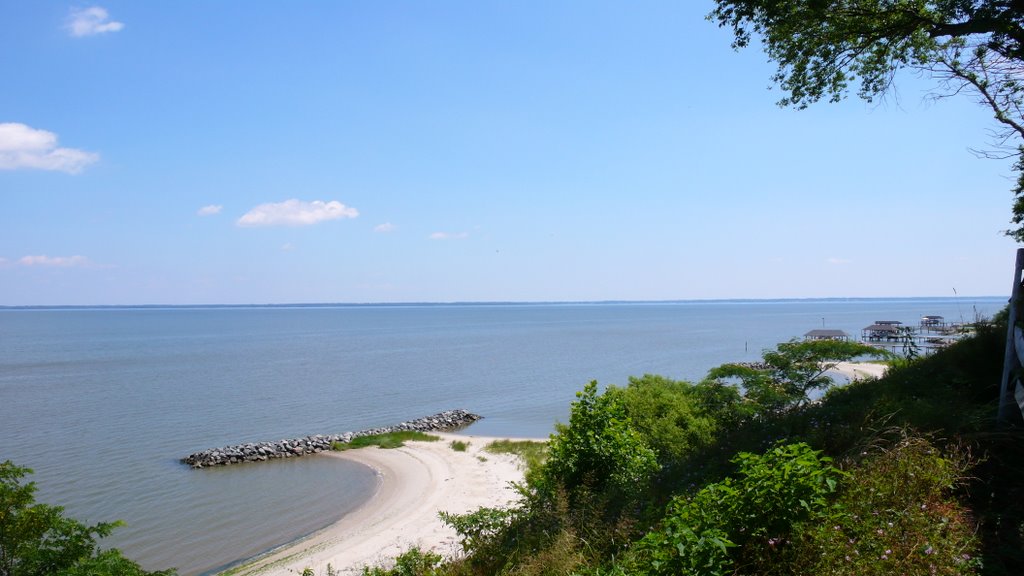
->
{"left": 429, "top": 231, "right": 469, "bottom": 240}
{"left": 237, "top": 199, "right": 359, "bottom": 227}
{"left": 826, "top": 257, "right": 852, "bottom": 265}
{"left": 67, "top": 6, "right": 124, "bottom": 37}
{"left": 197, "top": 204, "right": 223, "bottom": 216}
{"left": 18, "top": 255, "right": 93, "bottom": 268}
{"left": 280, "top": 243, "right": 295, "bottom": 251}
{"left": 0, "top": 123, "right": 99, "bottom": 174}
{"left": 374, "top": 222, "right": 396, "bottom": 233}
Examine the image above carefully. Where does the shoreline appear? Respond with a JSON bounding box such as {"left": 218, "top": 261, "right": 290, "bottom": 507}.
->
{"left": 831, "top": 360, "right": 888, "bottom": 381}
{"left": 220, "top": 362, "right": 885, "bottom": 576}
{"left": 222, "top": 432, "right": 538, "bottom": 576}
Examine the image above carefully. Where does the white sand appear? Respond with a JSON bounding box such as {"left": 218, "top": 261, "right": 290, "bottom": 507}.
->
{"left": 226, "top": 432, "right": 536, "bottom": 576}
{"left": 831, "top": 360, "right": 888, "bottom": 381}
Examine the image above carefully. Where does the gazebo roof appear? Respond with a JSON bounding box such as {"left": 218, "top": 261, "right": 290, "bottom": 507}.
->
{"left": 804, "top": 329, "right": 849, "bottom": 338}
{"left": 863, "top": 323, "right": 900, "bottom": 332}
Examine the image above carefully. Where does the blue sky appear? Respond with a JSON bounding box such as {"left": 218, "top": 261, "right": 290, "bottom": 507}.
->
{"left": 0, "top": 1, "right": 1017, "bottom": 305}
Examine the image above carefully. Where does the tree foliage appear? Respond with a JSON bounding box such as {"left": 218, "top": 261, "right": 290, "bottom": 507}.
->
{"left": 0, "top": 461, "right": 174, "bottom": 576}
{"left": 708, "top": 0, "right": 1024, "bottom": 239}
{"left": 631, "top": 442, "right": 842, "bottom": 576}
{"left": 706, "top": 339, "right": 888, "bottom": 412}
{"left": 604, "top": 375, "right": 720, "bottom": 465}
{"left": 542, "top": 381, "right": 658, "bottom": 500}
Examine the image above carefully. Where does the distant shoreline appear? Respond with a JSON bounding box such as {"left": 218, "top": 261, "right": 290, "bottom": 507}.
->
{"left": 0, "top": 295, "right": 1004, "bottom": 311}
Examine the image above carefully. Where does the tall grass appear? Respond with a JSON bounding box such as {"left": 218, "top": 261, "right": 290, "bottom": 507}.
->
{"left": 484, "top": 439, "right": 548, "bottom": 473}
{"left": 331, "top": 431, "right": 440, "bottom": 451}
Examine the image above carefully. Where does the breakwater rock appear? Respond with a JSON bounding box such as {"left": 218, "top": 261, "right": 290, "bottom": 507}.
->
{"left": 180, "top": 409, "right": 482, "bottom": 469}
{"left": 733, "top": 362, "right": 770, "bottom": 370}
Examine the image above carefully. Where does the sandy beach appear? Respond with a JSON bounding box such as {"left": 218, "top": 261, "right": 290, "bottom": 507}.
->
{"left": 832, "top": 360, "right": 888, "bottom": 381}
{"left": 226, "top": 432, "right": 536, "bottom": 576}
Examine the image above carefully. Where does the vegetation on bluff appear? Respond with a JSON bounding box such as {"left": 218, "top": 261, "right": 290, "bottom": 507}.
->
{"left": 355, "top": 318, "right": 1019, "bottom": 576}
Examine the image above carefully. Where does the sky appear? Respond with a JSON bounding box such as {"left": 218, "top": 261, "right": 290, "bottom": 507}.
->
{"left": 0, "top": 1, "right": 1018, "bottom": 305}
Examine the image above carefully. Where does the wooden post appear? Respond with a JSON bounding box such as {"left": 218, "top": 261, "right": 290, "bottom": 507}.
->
{"left": 997, "top": 248, "right": 1024, "bottom": 424}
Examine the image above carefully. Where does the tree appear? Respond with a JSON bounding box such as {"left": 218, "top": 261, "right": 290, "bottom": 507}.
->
{"left": 708, "top": 0, "right": 1024, "bottom": 240}
{"left": 604, "top": 375, "right": 720, "bottom": 465}
{"left": 705, "top": 339, "right": 888, "bottom": 412}
{"left": 0, "top": 461, "right": 175, "bottom": 576}
{"left": 542, "top": 381, "right": 658, "bottom": 500}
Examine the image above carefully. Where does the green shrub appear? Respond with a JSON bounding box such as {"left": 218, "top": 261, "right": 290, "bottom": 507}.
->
{"left": 449, "top": 440, "right": 469, "bottom": 452}
{"left": 440, "top": 507, "right": 517, "bottom": 556}
{"left": 632, "top": 442, "right": 841, "bottom": 576}
{"left": 360, "top": 548, "right": 443, "bottom": 576}
{"left": 631, "top": 482, "right": 737, "bottom": 576}
{"left": 789, "top": 436, "right": 980, "bottom": 576}
{"left": 604, "top": 375, "right": 718, "bottom": 465}
{"left": 542, "top": 381, "right": 658, "bottom": 502}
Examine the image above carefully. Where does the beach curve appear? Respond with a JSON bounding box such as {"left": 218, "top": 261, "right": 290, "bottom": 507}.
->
{"left": 224, "top": 432, "right": 532, "bottom": 576}
{"left": 832, "top": 360, "right": 888, "bottom": 381}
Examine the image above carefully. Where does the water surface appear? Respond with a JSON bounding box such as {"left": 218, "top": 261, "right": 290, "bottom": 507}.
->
{"left": 0, "top": 298, "right": 1002, "bottom": 574}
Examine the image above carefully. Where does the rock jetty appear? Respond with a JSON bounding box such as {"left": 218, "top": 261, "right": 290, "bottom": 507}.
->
{"left": 181, "top": 409, "right": 482, "bottom": 469}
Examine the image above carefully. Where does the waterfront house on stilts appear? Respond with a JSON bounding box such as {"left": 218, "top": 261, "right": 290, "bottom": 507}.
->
{"left": 920, "top": 315, "right": 951, "bottom": 334}
{"left": 862, "top": 320, "right": 903, "bottom": 342}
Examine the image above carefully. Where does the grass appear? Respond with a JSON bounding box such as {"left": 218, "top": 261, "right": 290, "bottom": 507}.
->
{"left": 330, "top": 431, "right": 440, "bottom": 451}
{"left": 450, "top": 439, "right": 470, "bottom": 452}
{"left": 485, "top": 439, "right": 548, "bottom": 472}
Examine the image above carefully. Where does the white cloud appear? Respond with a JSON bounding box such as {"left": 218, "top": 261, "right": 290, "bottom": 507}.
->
{"left": 19, "top": 255, "right": 92, "bottom": 268}
{"left": 280, "top": 243, "right": 295, "bottom": 251}
{"left": 237, "top": 199, "right": 359, "bottom": 227}
{"left": 374, "top": 222, "right": 396, "bottom": 233}
{"left": 0, "top": 123, "right": 99, "bottom": 174}
{"left": 67, "top": 6, "right": 124, "bottom": 37}
{"left": 197, "top": 204, "right": 223, "bottom": 216}
{"left": 429, "top": 231, "right": 469, "bottom": 240}
{"left": 826, "top": 257, "right": 852, "bottom": 265}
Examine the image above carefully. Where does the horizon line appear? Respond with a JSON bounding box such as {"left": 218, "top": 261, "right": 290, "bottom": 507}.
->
{"left": 0, "top": 295, "right": 1006, "bottom": 310}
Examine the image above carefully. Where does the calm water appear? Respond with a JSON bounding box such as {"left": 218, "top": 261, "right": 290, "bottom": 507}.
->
{"left": 0, "top": 298, "right": 1003, "bottom": 574}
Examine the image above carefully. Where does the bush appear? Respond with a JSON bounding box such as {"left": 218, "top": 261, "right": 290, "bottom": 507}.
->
{"left": 631, "top": 442, "right": 841, "bottom": 576}
{"left": 448, "top": 388, "right": 652, "bottom": 576}
{"left": 604, "top": 375, "right": 718, "bottom": 465}
{"left": 361, "top": 548, "right": 443, "bottom": 576}
{"left": 439, "top": 507, "right": 517, "bottom": 557}
{"left": 541, "top": 381, "right": 658, "bottom": 502}
{"left": 789, "top": 436, "right": 980, "bottom": 575}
